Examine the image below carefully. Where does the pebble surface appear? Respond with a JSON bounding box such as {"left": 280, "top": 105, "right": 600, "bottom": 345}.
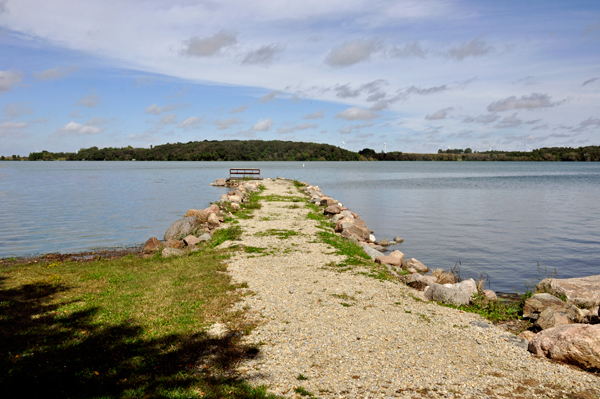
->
{"left": 224, "top": 179, "right": 599, "bottom": 399}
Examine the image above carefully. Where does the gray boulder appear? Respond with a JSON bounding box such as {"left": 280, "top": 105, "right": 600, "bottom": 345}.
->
{"left": 537, "top": 275, "right": 600, "bottom": 309}
{"left": 529, "top": 324, "right": 600, "bottom": 369}
{"left": 408, "top": 274, "right": 438, "bottom": 290}
{"left": 183, "top": 235, "right": 201, "bottom": 246}
{"left": 407, "top": 258, "right": 429, "bottom": 273}
{"left": 393, "top": 236, "right": 404, "bottom": 243}
{"left": 534, "top": 308, "right": 571, "bottom": 330}
{"left": 378, "top": 238, "right": 391, "bottom": 246}
{"left": 162, "top": 247, "right": 184, "bottom": 258}
{"left": 164, "top": 217, "right": 198, "bottom": 241}
{"left": 523, "top": 293, "right": 585, "bottom": 322}
{"left": 424, "top": 278, "right": 478, "bottom": 306}
{"left": 358, "top": 243, "right": 384, "bottom": 259}
{"left": 197, "top": 232, "right": 212, "bottom": 242}
{"left": 324, "top": 205, "right": 344, "bottom": 215}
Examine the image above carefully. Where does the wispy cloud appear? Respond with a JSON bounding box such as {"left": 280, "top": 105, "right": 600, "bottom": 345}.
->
{"left": 336, "top": 107, "right": 379, "bottom": 121}
{"left": 54, "top": 118, "right": 105, "bottom": 137}
{"left": 276, "top": 122, "right": 317, "bottom": 134}
{"left": 76, "top": 90, "right": 100, "bottom": 107}
{"left": 0, "top": 70, "right": 24, "bottom": 93}
{"left": 389, "top": 41, "right": 427, "bottom": 58}
{"left": 215, "top": 117, "right": 242, "bottom": 130}
{"left": 33, "top": 66, "right": 78, "bottom": 81}
{"left": 252, "top": 118, "right": 273, "bottom": 131}
{"left": 582, "top": 78, "right": 599, "bottom": 87}
{"left": 259, "top": 90, "right": 280, "bottom": 103}
{"left": 145, "top": 103, "right": 178, "bottom": 115}
{"left": 303, "top": 110, "right": 324, "bottom": 119}
{"left": 3, "top": 102, "right": 33, "bottom": 117}
{"left": 182, "top": 31, "right": 237, "bottom": 57}
{"left": 425, "top": 107, "right": 453, "bottom": 120}
{"left": 487, "top": 93, "right": 558, "bottom": 112}
{"left": 445, "top": 38, "right": 492, "bottom": 60}
{"left": 177, "top": 116, "right": 203, "bottom": 129}
{"left": 242, "top": 44, "right": 285, "bottom": 66}
{"left": 324, "top": 39, "right": 382, "bottom": 67}
{"left": 230, "top": 105, "right": 249, "bottom": 114}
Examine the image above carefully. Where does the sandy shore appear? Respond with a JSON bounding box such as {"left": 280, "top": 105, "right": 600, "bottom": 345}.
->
{"left": 222, "top": 178, "right": 598, "bottom": 399}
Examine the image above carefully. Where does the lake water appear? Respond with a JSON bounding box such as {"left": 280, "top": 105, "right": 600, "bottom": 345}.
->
{"left": 1, "top": 161, "right": 599, "bottom": 293}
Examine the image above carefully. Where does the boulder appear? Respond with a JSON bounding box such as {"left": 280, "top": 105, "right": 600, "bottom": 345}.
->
{"left": 358, "top": 243, "right": 384, "bottom": 259}
{"left": 185, "top": 209, "right": 209, "bottom": 222}
{"left": 324, "top": 205, "right": 343, "bottom": 215}
{"left": 523, "top": 293, "right": 584, "bottom": 322}
{"left": 537, "top": 275, "right": 600, "bottom": 309}
{"left": 342, "top": 224, "right": 370, "bottom": 241}
{"left": 204, "top": 204, "right": 219, "bottom": 214}
{"left": 228, "top": 195, "right": 242, "bottom": 204}
{"left": 424, "top": 278, "right": 478, "bottom": 306}
{"left": 378, "top": 238, "right": 391, "bottom": 246}
{"left": 210, "top": 179, "right": 226, "bottom": 186}
{"left": 164, "top": 239, "right": 184, "bottom": 249}
{"left": 162, "top": 247, "right": 184, "bottom": 258}
{"left": 320, "top": 197, "right": 337, "bottom": 206}
{"left": 207, "top": 213, "right": 220, "bottom": 227}
{"left": 528, "top": 324, "right": 600, "bottom": 369}
{"left": 393, "top": 236, "right": 404, "bottom": 243}
{"left": 183, "top": 235, "right": 201, "bottom": 246}
{"left": 144, "top": 237, "right": 161, "bottom": 252}
{"left": 388, "top": 250, "right": 405, "bottom": 263}
{"left": 534, "top": 308, "right": 571, "bottom": 330}
{"left": 231, "top": 203, "right": 240, "bottom": 210}
{"left": 341, "top": 230, "right": 359, "bottom": 243}
{"left": 164, "top": 217, "right": 198, "bottom": 241}
{"left": 483, "top": 289, "right": 498, "bottom": 301}
{"left": 407, "top": 267, "right": 417, "bottom": 274}
{"left": 375, "top": 255, "right": 402, "bottom": 266}
{"left": 334, "top": 217, "right": 354, "bottom": 232}
{"left": 332, "top": 213, "right": 350, "bottom": 224}
{"left": 407, "top": 258, "right": 429, "bottom": 273}
{"left": 197, "top": 233, "right": 212, "bottom": 242}
{"left": 352, "top": 216, "right": 368, "bottom": 229}
{"left": 369, "top": 234, "right": 376, "bottom": 243}
{"left": 368, "top": 244, "right": 386, "bottom": 252}
{"left": 408, "top": 273, "right": 438, "bottom": 290}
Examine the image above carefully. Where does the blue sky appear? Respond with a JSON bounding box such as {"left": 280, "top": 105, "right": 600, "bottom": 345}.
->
{"left": 1, "top": 0, "right": 599, "bottom": 156}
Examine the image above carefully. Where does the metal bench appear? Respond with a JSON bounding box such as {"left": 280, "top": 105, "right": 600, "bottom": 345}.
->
{"left": 228, "top": 168, "right": 262, "bottom": 180}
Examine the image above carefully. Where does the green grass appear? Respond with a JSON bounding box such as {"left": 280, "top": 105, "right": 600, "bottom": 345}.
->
{"left": 258, "top": 194, "right": 304, "bottom": 202}
{"left": 254, "top": 229, "right": 299, "bottom": 239}
{"left": 244, "top": 246, "right": 267, "bottom": 254}
{"left": 296, "top": 374, "right": 308, "bottom": 381}
{"left": 440, "top": 293, "right": 523, "bottom": 322}
{"left": 0, "top": 248, "right": 281, "bottom": 399}
{"left": 293, "top": 386, "right": 315, "bottom": 397}
{"left": 210, "top": 225, "right": 242, "bottom": 248}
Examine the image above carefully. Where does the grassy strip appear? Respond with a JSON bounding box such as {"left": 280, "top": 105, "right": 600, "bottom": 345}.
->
{"left": 258, "top": 194, "right": 304, "bottom": 202}
{"left": 1, "top": 235, "right": 279, "bottom": 398}
{"left": 254, "top": 229, "right": 299, "bottom": 240}
{"left": 439, "top": 293, "right": 524, "bottom": 323}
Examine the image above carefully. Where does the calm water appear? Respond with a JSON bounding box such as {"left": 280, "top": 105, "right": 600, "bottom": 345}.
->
{"left": 1, "top": 161, "right": 599, "bottom": 293}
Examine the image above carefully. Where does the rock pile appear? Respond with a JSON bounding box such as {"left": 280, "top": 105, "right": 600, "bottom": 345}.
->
{"left": 143, "top": 179, "right": 261, "bottom": 258}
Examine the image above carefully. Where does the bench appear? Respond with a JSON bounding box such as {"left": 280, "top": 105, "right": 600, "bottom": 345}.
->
{"left": 228, "top": 168, "right": 262, "bottom": 180}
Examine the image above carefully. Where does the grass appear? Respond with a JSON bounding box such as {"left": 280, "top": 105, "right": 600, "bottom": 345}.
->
{"left": 210, "top": 225, "right": 242, "bottom": 248}
{"left": 258, "top": 195, "right": 304, "bottom": 202}
{"left": 254, "top": 229, "right": 299, "bottom": 240}
{"left": 0, "top": 247, "right": 281, "bottom": 399}
{"left": 244, "top": 246, "right": 266, "bottom": 254}
{"left": 293, "top": 386, "right": 315, "bottom": 397}
{"left": 440, "top": 293, "right": 523, "bottom": 322}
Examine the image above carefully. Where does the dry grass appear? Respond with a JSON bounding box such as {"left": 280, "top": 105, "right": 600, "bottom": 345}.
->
{"left": 431, "top": 268, "right": 456, "bottom": 284}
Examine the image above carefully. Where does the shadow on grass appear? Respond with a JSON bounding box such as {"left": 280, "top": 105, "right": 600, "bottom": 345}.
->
{"left": 0, "top": 277, "right": 275, "bottom": 398}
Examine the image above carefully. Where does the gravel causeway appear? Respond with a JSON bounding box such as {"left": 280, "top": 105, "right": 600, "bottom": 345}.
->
{"left": 224, "top": 178, "right": 598, "bottom": 399}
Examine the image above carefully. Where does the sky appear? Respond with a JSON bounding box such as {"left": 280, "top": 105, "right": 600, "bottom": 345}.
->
{"left": 0, "top": 0, "right": 599, "bottom": 156}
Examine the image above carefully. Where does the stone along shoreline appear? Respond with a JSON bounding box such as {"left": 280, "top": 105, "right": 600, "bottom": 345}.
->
{"left": 153, "top": 178, "right": 598, "bottom": 399}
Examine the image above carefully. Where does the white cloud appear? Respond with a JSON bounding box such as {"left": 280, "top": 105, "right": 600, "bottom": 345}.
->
{"left": 0, "top": 70, "right": 24, "bottom": 93}
{"left": 182, "top": 30, "right": 237, "bottom": 57}
{"left": 158, "top": 113, "right": 177, "bottom": 125}
{"left": 177, "top": 116, "right": 204, "bottom": 128}
{"left": 389, "top": 41, "right": 426, "bottom": 58}
{"left": 487, "top": 93, "right": 557, "bottom": 112}
{"left": 324, "top": 39, "right": 381, "bottom": 67}
{"left": 3, "top": 102, "right": 33, "bottom": 117}
{"left": 242, "top": 44, "right": 285, "bottom": 66}
{"left": 425, "top": 107, "right": 453, "bottom": 120}
{"left": 86, "top": 116, "right": 108, "bottom": 126}
{"left": 76, "top": 91, "right": 100, "bottom": 107}
{"left": 335, "top": 107, "right": 379, "bottom": 121}
{"left": 54, "top": 121, "right": 103, "bottom": 137}
{"left": 252, "top": 118, "right": 273, "bottom": 131}
{"left": 0, "top": 121, "right": 28, "bottom": 129}
{"left": 446, "top": 38, "right": 492, "bottom": 60}
{"left": 215, "top": 117, "right": 242, "bottom": 130}
{"left": 145, "top": 103, "right": 177, "bottom": 115}
{"left": 259, "top": 90, "right": 280, "bottom": 103}
{"left": 33, "top": 66, "right": 78, "bottom": 81}
{"left": 303, "top": 110, "right": 324, "bottom": 119}
{"left": 277, "top": 122, "right": 317, "bottom": 134}
{"left": 230, "top": 105, "right": 249, "bottom": 113}
{"left": 494, "top": 113, "right": 540, "bottom": 129}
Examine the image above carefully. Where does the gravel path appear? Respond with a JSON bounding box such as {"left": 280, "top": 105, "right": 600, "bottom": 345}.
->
{"left": 225, "top": 178, "right": 598, "bottom": 399}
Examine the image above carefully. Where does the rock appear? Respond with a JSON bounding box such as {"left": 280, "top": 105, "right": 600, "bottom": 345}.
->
{"left": 369, "top": 234, "right": 376, "bottom": 243}
{"left": 144, "top": 237, "right": 161, "bottom": 252}
{"left": 393, "top": 236, "right": 404, "bottom": 243}
{"left": 375, "top": 255, "right": 402, "bottom": 266}
{"left": 207, "top": 213, "right": 220, "bottom": 227}
{"left": 378, "top": 238, "right": 391, "bottom": 246}
{"left": 204, "top": 204, "right": 219, "bottom": 214}
{"left": 342, "top": 224, "right": 370, "bottom": 241}
{"left": 341, "top": 231, "right": 359, "bottom": 243}
{"left": 228, "top": 195, "right": 242, "bottom": 204}
{"left": 537, "top": 275, "right": 600, "bottom": 309}
{"left": 320, "top": 197, "right": 337, "bottom": 206}
{"left": 407, "top": 258, "right": 429, "bottom": 273}
{"left": 231, "top": 203, "right": 240, "bottom": 210}
{"left": 424, "top": 278, "right": 478, "bottom": 306}
{"left": 162, "top": 247, "right": 184, "bottom": 258}
{"left": 519, "top": 330, "right": 537, "bottom": 342}
{"left": 528, "top": 324, "right": 600, "bottom": 369}
{"left": 353, "top": 216, "right": 368, "bottom": 229}
{"left": 483, "top": 289, "right": 498, "bottom": 301}
{"left": 503, "top": 334, "right": 529, "bottom": 350}
{"left": 408, "top": 273, "right": 437, "bottom": 290}
{"left": 407, "top": 267, "right": 417, "bottom": 274}
{"left": 368, "top": 244, "right": 386, "bottom": 252}
{"left": 523, "top": 293, "right": 584, "bottom": 322}
{"left": 334, "top": 217, "right": 354, "bottom": 232}
{"left": 210, "top": 178, "right": 226, "bottom": 186}
{"left": 324, "top": 205, "right": 343, "bottom": 215}
{"left": 470, "top": 320, "right": 491, "bottom": 328}
{"left": 164, "top": 216, "right": 198, "bottom": 241}
{"left": 164, "top": 239, "right": 184, "bottom": 249}
{"left": 183, "top": 235, "right": 200, "bottom": 246}
{"left": 388, "top": 250, "right": 404, "bottom": 260}
{"left": 535, "top": 308, "right": 571, "bottom": 330}
{"left": 197, "top": 233, "right": 212, "bottom": 242}
{"left": 185, "top": 209, "right": 209, "bottom": 222}
{"left": 358, "top": 243, "right": 384, "bottom": 259}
